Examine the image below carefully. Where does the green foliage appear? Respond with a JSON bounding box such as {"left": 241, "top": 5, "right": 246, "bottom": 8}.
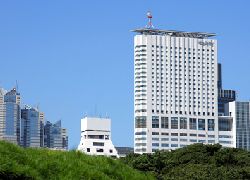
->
{"left": 0, "top": 141, "right": 154, "bottom": 180}
{"left": 121, "top": 143, "right": 250, "bottom": 180}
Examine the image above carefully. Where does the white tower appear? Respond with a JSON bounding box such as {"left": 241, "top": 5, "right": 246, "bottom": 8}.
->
{"left": 132, "top": 12, "right": 219, "bottom": 153}
{"left": 78, "top": 117, "right": 118, "bottom": 157}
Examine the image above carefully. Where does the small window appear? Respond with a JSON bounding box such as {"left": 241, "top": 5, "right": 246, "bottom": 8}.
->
{"left": 109, "top": 149, "right": 113, "bottom": 153}
{"left": 96, "top": 148, "right": 104, "bottom": 152}
{"left": 87, "top": 148, "right": 90, "bottom": 152}
{"left": 93, "top": 142, "right": 104, "bottom": 146}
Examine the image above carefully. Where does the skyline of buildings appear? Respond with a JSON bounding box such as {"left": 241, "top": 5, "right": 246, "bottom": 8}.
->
{"left": 1, "top": 12, "right": 250, "bottom": 154}
{"left": 0, "top": 87, "right": 68, "bottom": 150}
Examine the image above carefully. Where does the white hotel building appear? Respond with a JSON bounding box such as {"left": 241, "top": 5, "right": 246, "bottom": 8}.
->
{"left": 132, "top": 26, "right": 234, "bottom": 153}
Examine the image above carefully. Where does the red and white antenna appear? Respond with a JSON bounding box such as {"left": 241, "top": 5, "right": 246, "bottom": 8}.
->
{"left": 146, "top": 11, "right": 154, "bottom": 29}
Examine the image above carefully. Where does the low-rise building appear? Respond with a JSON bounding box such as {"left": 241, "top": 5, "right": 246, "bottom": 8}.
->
{"left": 115, "top": 147, "right": 134, "bottom": 157}
{"left": 78, "top": 117, "right": 118, "bottom": 157}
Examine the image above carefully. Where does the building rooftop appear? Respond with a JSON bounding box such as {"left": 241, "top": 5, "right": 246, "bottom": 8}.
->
{"left": 132, "top": 28, "right": 216, "bottom": 38}
{"left": 5, "top": 88, "right": 20, "bottom": 96}
{"left": 0, "top": 88, "right": 7, "bottom": 96}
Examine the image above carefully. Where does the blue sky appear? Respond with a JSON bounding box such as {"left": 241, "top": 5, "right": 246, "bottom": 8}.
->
{"left": 0, "top": 1, "right": 250, "bottom": 148}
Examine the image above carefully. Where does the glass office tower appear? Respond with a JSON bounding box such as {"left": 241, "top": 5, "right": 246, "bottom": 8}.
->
{"left": 1, "top": 88, "right": 21, "bottom": 144}
{"left": 44, "top": 120, "right": 68, "bottom": 150}
{"left": 228, "top": 101, "right": 250, "bottom": 151}
{"left": 20, "top": 105, "right": 44, "bottom": 147}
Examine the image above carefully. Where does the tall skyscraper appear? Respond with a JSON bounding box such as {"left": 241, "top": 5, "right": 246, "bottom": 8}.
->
{"left": 20, "top": 105, "right": 44, "bottom": 148}
{"left": 132, "top": 13, "right": 221, "bottom": 153}
{"left": 0, "top": 88, "right": 21, "bottom": 144}
{"left": 0, "top": 88, "right": 7, "bottom": 141}
{"left": 44, "top": 120, "right": 68, "bottom": 150}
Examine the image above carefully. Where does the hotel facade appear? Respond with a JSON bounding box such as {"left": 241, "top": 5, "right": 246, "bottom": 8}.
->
{"left": 132, "top": 25, "right": 235, "bottom": 153}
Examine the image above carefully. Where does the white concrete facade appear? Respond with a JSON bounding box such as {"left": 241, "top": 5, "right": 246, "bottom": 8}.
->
{"left": 133, "top": 29, "right": 224, "bottom": 153}
{"left": 78, "top": 117, "right": 118, "bottom": 157}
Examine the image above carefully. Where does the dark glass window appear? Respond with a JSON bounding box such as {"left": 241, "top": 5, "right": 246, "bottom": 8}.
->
{"left": 152, "top": 116, "right": 159, "bottom": 128}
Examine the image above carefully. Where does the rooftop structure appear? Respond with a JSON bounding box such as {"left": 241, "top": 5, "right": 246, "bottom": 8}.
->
{"left": 132, "top": 12, "right": 215, "bottom": 38}
{"left": 132, "top": 28, "right": 216, "bottom": 38}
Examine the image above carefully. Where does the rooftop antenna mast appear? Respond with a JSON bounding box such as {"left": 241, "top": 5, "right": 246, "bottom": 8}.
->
{"left": 15, "top": 80, "right": 19, "bottom": 93}
{"left": 146, "top": 11, "right": 154, "bottom": 29}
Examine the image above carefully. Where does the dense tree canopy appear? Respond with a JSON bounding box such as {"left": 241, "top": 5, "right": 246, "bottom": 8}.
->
{"left": 121, "top": 143, "right": 250, "bottom": 179}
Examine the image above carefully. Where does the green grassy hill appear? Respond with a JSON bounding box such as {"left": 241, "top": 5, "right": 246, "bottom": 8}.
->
{"left": 0, "top": 141, "right": 153, "bottom": 180}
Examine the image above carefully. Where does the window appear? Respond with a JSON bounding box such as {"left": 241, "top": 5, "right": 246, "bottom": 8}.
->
{"left": 219, "top": 141, "right": 232, "bottom": 144}
{"left": 198, "top": 119, "right": 205, "bottom": 130}
{"left": 190, "top": 139, "right": 197, "bottom": 142}
{"left": 135, "top": 137, "right": 146, "bottom": 141}
{"left": 189, "top": 118, "right": 197, "bottom": 130}
{"left": 198, "top": 134, "right": 206, "bottom": 137}
{"left": 93, "top": 142, "right": 104, "bottom": 146}
{"left": 87, "top": 135, "right": 104, "bottom": 139}
{"left": 208, "top": 140, "right": 215, "bottom": 143}
{"left": 87, "top": 148, "right": 90, "bottom": 152}
{"left": 171, "top": 133, "right": 178, "bottom": 136}
{"left": 135, "top": 116, "right": 147, "bottom": 128}
{"left": 180, "top": 117, "right": 187, "bottom": 129}
{"left": 135, "top": 143, "right": 146, "bottom": 146}
{"left": 198, "top": 140, "right": 206, "bottom": 143}
{"left": 96, "top": 148, "right": 104, "bottom": 152}
{"left": 162, "top": 143, "right": 169, "bottom": 147}
{"left": 219, "top": 135, "right": 232, "bottom": 138}
{"left": 152, "top": 116, "right": 159, "bottom": 128}
{"left": 161, "top": 117, "right": 168, "bottom": 128}
{"left": 208, "top": 119, "right": 215, "bottom": 131}
{"left": 171, "top": 144, "right": 178, "bottom": 147}
{"left": 135, "top": 131, "right": 146, "bottom": 135}
{"left": 219, "top": 118, "right": 232, "bottom": 131}
{"left": 152, "top": 132, "right": 159, "bottom": 135}
{"left": 208, "top": 135, "right": 215, "bottom": 138}
{"left": 109, "top": 149, "right": 113, "bottom": 153}
{"left": 171, "top": 117, "right": 178, "bottom": 129}
{"left": 152, "top": 143, "right": 159, "bottom": 147}
{"left": 161, "top": 132, "right": 169, "bottom": 135}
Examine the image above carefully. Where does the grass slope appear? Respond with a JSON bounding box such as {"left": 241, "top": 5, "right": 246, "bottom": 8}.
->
{"left": 0, "top": 141, "right": 154, "bottom": 180}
